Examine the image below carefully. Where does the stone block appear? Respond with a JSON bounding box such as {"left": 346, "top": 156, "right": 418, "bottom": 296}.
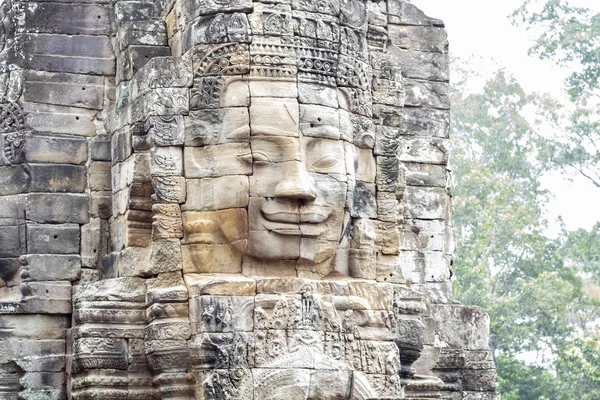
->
{"left": 431, "top": 304, "right": 491, "bottom": 351}
{"left": 374, "top": 125, "right": 401, "bottom": 156}
{"left": 150, "top": 146, "right": 183, "bottom": 177}
{"left": 183, "top": 0, "right": 252, "bottom": 19}
{"left": 405, "top": 163, "right": 447, "bottom": 187}
{"left": 26, "top": 194, "right": 90, "bottom": 224}
{"left": 308, "top": 370, "right": 353, "bottom": 400}
{"left": 150, "top": 239, "right": 183, "bottom": 274}
{"left": 184, "top": 176, "right": 249, "bottom": 211}
{"left": 0, "top": 196, "right": 25, "bottom": 226}
{"left": 18, "top": 33, "right": 115, "bottom": 75}
{"left": 399, "top": 251, "right": 426, "bottom": 284}
{"left": 388, "top": 25, "right": 449, "bottom": 53}
{"left": 91, "top": 136, "right": 111, "bottom": 161}
{"left": 23, "top": 134, "right": 88, "bottom": 164}
{"left": 400, "top": 107, "right": 450, "bottom": 138}
{"left": 298, "top": 82, "right": 339, "bottom": 107}
{"left": 249, "top": 79, "right": 297, "bottom": 98}
{"left": 16, "top": 2, "right": 111, "bottom": 35}
{"left": 0, "top": 164, "right": 31, "bottom": 195}
{"left": 423, "top": 251, "right": 451, "bottom": 282}
{"left": 189, "top": 295, "right": 254, "bottom": 332}
{"left": 81, "top": 218, "right": 108, "bottom": 267}
{"left": 185, "top": 274, "right": 256, "bottom": 296}
{"left": 351, "top": 182, "right": 377, "bottom": 219}
{"left": 136, "top": 56, "right": 193, "bottom": 91}
{"left": 73, "top": 276, "right": 147, "bottom": 304}
{"left": 0, "top": 315, "right": 69, "bottom": 340}
{"left": 404, "top": 79, "right": 450, "bottom": 109}
{"left": 182, "top": 243, "right": 243, "bottom": 274}
{"left": 373, "top": 104, "right": 403, "bottom": 127}
{"left": 463, "top": 393, "right": 501, "bottom": 400}
{"left": 354, "top": 147, "right": 377, "bottom": 183}
{"left": 387, "top": 0, "right": 445, "bottom": 26}
{"left": 299, "top": 105, "right": 341, "bottom": 140}
{"left": 184, "top": 143, "right": 252, "bottom": 178}
{"left": 390, "top": 48, "right": 449, "bottom": 82}
{"left": 0, "top": 226, "right": 23, "bottom": 258}
{"left": 403, "top": 219, "right": 445, "bottom": 252}
{"left": 28, "top": 164, "right": 87, "bottom": 193}
{"left": 111, "top": 154, "right": 151, "bottom": 192}
{"left": 153, "top": 175, "right": 187, "bottom": 203}
{"left": 90, "top": 192, "right": 112, "bottom": 219}
{"left": 24, "top": 104, "right": 97, "bottom": 139}
{"left": 117, "top": 45, "right": 172, "bottom": 82}
{"left": 115, "top": 246, "right": 152, "bottom": 277}
{"left": 111, "top": 126, "right": 133, "bottom": 164}
{"left": 404, "top": 187, "right": 448, "bottom": 220}
{"left": 423, "top": 281, "right": 454, "bottom": 304}
{"left": 0, "top": 258, "right": 20, "bottom": 286}
{"left": 20, "top": 254, "right": 81, "bottom": 282}
{"left": 376, "top": 156, "right": 400, "bottom": 192}
{"left": 184, "top": 108, "right": 250, "bottom": 146}
{"left": 375, "top": 254, "right": 406, "bottom": 283}
{"left": 250, "top": 97, "right": 299, "bottom": 137}
{"left": 115, "top": 1, "right": 155, "bottom": 24}
{"left": 1, "top": 339, "right": 67, "bottom": 371}
{"left": 27, "top": 224, "right": 80, "bottom": 254}
{"left": 22, "top": 71, "right": 105, "bottom": 110}
{"left": 19, "top": 371, "right": 65, "bottom": 397}
{"left": 117, "top": 21, "right": 168, "bottom": 50}
{"left": 190, "top": 76, "right": 250, "bottom": 110}
{"left": 135, "top": 88, "right": 190, "bottom": 118}
{"left": 89, "top": 162, "right": 112, "bottom": 191}
{"left": 19, "top": 281, "right": 72, "bottom": 314}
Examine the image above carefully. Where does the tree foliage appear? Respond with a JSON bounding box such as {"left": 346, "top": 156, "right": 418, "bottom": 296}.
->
{"left": 451, "top": 63, "right": 599, "bottom": 398}
{"left": 512, "top": 1, "right": 600, "bottom": 189}
{"left": 450, "top": 2, "right": 600, "bottom": 396}
{"left": 512, "top": 0, "right": 600, "bottom": 99}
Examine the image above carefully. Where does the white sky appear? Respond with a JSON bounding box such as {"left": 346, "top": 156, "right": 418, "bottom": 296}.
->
{"left": 410, "top": 0, "right": 600, "bottom": 233}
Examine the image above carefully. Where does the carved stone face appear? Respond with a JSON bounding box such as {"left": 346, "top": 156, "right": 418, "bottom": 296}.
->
{"left": 245, "top": 83, "right": 351, "bottom": 274}
{"left": 181, "top": 75, "right": 382, "bottom": 278}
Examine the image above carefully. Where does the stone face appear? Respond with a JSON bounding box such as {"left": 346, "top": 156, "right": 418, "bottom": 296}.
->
{"left": 0, "top": 2, "right": 497, "bottom": 399}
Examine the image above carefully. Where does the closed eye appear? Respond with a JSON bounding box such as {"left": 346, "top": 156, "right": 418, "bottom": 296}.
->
{"left": 312, "top": 154, "right": 341, "bottom": 170}
{"left": 253, "top": 151, "right": 273, "bottom": 164}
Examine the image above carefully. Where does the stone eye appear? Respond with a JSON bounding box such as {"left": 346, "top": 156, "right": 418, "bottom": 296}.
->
{"left": 237, "top": 153, "right": 253, "bottom": 164}
{"left": 312, "top": 154, "right": 341, "bottom": 170}
{"left": 252, "top": 152, "right": 273, "bottom": 164}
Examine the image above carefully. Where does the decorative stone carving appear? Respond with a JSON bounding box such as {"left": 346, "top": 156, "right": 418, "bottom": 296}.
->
{"left": 0, "top": 99, "right": 25, "bottom": 166}
{"left": 0, "top": 1, "right": 498, "bottom": 399}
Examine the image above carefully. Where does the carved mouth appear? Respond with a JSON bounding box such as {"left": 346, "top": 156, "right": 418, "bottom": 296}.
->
{"left": 260, "top": 203, "right": 330, "bottom": 237}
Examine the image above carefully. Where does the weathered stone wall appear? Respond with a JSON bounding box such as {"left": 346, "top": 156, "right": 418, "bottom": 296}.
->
{"left": 0, "top": 1, "right": 498, "bottom": 399}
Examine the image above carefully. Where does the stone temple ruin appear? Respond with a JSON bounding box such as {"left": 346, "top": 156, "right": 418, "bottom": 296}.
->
{"left": 0, "top": 0, "right": 499, "bottom": 399}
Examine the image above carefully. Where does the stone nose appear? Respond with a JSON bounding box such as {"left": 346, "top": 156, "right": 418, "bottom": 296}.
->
{"left": 274, "top": 161, "right": 317, "bottom": 200}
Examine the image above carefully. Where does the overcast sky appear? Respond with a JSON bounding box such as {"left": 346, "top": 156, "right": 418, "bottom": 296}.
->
{"left": 409, "top": 0, "right": 600, "bottom": 233}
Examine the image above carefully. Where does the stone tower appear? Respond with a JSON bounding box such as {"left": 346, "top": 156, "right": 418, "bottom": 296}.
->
{"left": 0, "top": 0, "right": 499, "bottom": 399}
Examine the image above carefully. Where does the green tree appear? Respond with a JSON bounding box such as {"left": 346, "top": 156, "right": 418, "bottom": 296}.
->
{"left": 450, "top": 2, "right": 600, "bottom": 396}
{"left": 512, "top": 1, "right": 600, "bottom": 188}
{"left": 556, "top": 335, "right": 600, "bottom": 399}
{"left": 450, "top": 63, "right": 596, "bottom": 398}
{"left": 496, "top": 353, "right": 559, "bottom": 400}
{"left": 512, "top": 0, "right": 600, "bottom": 99}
